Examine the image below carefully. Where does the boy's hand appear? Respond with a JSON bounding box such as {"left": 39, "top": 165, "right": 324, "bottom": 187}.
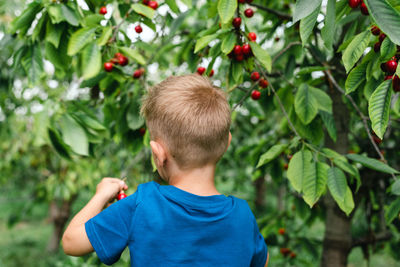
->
{"left": 95, "top": 177, "right": 128, "bottom": 203}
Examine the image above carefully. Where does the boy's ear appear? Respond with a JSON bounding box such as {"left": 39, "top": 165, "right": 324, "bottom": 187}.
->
{"left": 150, "top": 140, "right": 167, "bottom": 166}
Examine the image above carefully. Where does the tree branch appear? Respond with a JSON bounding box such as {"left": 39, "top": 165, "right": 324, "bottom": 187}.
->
{"left": 351, "top": 231, "right": 392, "bottom": 248}
{"left": 272, "top": 41, "right": 302, "bottom": 64}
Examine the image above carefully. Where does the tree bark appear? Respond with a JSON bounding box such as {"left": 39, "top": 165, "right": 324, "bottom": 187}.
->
{"left": 320, "top": 85, "right": 352, "bottom": 267}
{"left": 47, "top": 195, "right": 77, "bottom": 252}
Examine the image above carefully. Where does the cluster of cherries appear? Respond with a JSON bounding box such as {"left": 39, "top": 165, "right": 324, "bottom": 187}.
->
{"left": 371, "top": 27, "right": 400, "bottom": 92}
{"left": 348, "top": 0, "right": 369, "bottom": 15}
{"left": 276, "top": 227, "right": 296, "bottom": 258}
{"left": 104, "top": 53, "right": 145, "bottom": 79}
{"left": 250, "top": 71, "right": 269, "bottom": 100}
{"left": 196, "top": 67, "right": 214, "bottom": 77}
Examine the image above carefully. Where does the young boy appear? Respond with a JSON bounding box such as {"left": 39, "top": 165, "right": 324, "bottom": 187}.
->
{"left": 62, "top": 74, "right": 269, "bottom": 266}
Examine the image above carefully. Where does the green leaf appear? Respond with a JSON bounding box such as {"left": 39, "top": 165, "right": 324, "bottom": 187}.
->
{"left": 322, "top": 147, "right": 348, "bottom": 162}
{"left": 300, "top": 4, "right": 320, "bottom": 46}
{"left": 218, "top": 0, "right": 237, "bottom": 24}
{"left": 45, "top": 42, "right": 64, "bottom": 70}
{"left": 165, "top": 0, "right": 180, "bottom": 13}
{"left": 336, "top": 186, "right": 355, "bottom": 216}
{"left": 327, "top": 167, "right": 347, "bottom": 203}
{"left": 10, "top": 2, "right": 42, "bottom": 34}
{"left": 368, "top": 79, "right": 392, "bottom": 139}
{"left": 194, "top": 33, "right": 219, "bottom": 53}
{"left": 231, "top": 61, "right": 244, "bottom": 83}
{"left": 293, "top": 0, "right": 322, "bottom": 23}
{"left": 310, "top": 87, "right": 332, "bottom": 114}
{"left": 221, "top": 31, "right": 236, "bottom": 54}
{"left": 257, "top": 144, "right": 288, "bottom": 168}
{"left": 249, "top": 42, "right": 272, "bottom": 72}
{"left": 59, "top": 114, "right": 89, "bottom": 156}
{"left": 127, "top": 101, "right": 144, "bottom": 130}
{"left": 83, "top": 14, "right": 104, "bottom": 27}
{"left": 21, "top": 45, "right": 44, "bottom": 85}
{"left": 32, "top": 12, "right": 47, "bottom": 42}
{"left": 390, "top": 179, "right": 400, "bottom": 195}
{"left": 61, "top": 4, "right": 79, "bottom": 26}
{"left": 131, "top": 3, "right": 155, "bottom": 19}
{"left": 97, "top": 27, "right": 112, "bottom": 46}
{"left": 75, "top": 114, "right": 106, "bottom": 131}
{"left": 118, "top": 47, "right": 146, "bottom": 65}
{"left": 294, "top": 84, "right": 319, "bottom": 125}
{"left": 380, "top": 37, "right": 397, "bottom": 61}
{"left": 303, "top": 162, "right": 328, "bottom": 207}
{"left": 48, "top": 128, "right": 71, "bottom": 159}
{"left": 81, "top": 42, "right": 101, "bottom": 80}
{"left": 45, "top": 20, "right": 65, "bottom": 48}
{"left": 320, "top": 111, "right": 337, "bottom": 142}
{"left": 67, "top": 27, "right": 96, "bottom": 56}
{"left": 47, "top": 5, "right": 64, "bottom": 24}
{"left": 385, "top": 197, "right": 400, "bottom": 224}
{"left": 345, "top": 62, "right": 368, "bottom": 94}
{"left": 347, "top": 153, "right": 399, "bottom": 174}
{"left": 180, "top": 0, "right": 192, "bottom": 8}
{"left": 364, "top": 0, "right": 400, "bottom": 45}
{"left": 342, "top": 30, "right": 370, "bottom": 73}
{"left": 321, "top": 0, "right": 336, "bottom": 49}
{"left": 287, "top": 149, "right": 313, "bottom": 193}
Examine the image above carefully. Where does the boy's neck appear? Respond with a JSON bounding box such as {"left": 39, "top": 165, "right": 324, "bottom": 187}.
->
{"left": 167, "top": 164, "right": 220, "bottom": 196}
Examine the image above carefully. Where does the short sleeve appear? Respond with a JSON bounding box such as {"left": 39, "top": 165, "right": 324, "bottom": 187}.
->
{"left": 85, "top": 193, "right": 138, "bottom": 265}
{"left": 250, "top": 218, "right": 268, "bottom": 267}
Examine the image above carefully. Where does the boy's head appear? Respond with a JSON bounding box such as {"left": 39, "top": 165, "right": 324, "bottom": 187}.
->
{"left": 141, "top": 74, "right": 231, "bottom": 170}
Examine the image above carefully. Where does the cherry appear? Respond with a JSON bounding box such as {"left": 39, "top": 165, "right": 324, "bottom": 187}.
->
{"left": 278, "top": 228, "right": 285, "bottom": 235}
{"left": 135, "top": 25, "right": 143, "bottom": 33}
{"left": 117, "top": 192, "right": 127, "bottom": 200}
{"left": 290, "top": 252, "right": 297, "bottom": 259}
{"left": 197, "top": 67, "right": 206, "bottom": 75}
{"left": 104, "top": 62, "right": 113, "bottom": 72}
{"left": 283, "top": 163, "right": 288, "bottom": 170}
{"left": 380, "top": 63, "right": 387, "bottom": 72}
{"left": 250, "top": 71, "right": 260, "bottom": 81}
{"left": 99, "top": 6, "right": 107, "bottom": 15}
{"left": 139, "top": 127, "right": 146, "bottom": 136}
{"left": 143, "top": 0, "right": 150, "bottom": 4}
{"left": 244, "top": 8, "right": 254, "bottom": 18}
{"left": 384, "top": 75, "right": 393, "bottom": 81}
{"left": 348, "top": 0, "right": 361, "bottom": 8}
{"left": 114, "top": 52, "right": 123, "bottom": 58}
{"left": 242, "top": 44, "right": 252, "bottom": 56}
{"left": 209, "top": 69, "right": 214, "bottom": 77}
{"left": 374, "top": 42, "right": 381, "bottom": 53}
{"left": 235, "top": 54, "right": 244, "bottom": 61}
{"left": 238, "top": 0, "right": 246, "bottom": 3}
{"left": 117, "top": 56, "right": 128, "bottom": 66}
{"left": 133, "top": 69, "right": 143, "bottom": 79}
{"left": 232, "top": 17, "right": 242, "bottom": 29}
{"left": 148, "top": 1, "right": 158, "bottom": 10}
{"left": 386, "top": 60, "right": 398, "bottom": 75}
{"left": 259, "top": 78, "right": 269, "bottom": 88}
{"left": 371, "top": 26, "right": 380, "bottom": 36}
{"left": 280, "top": 248, "right": 291, "bottom": 257}
{"left": 360, "top": 2, "right": 369, "bottom": 15}
{"left": 379, "top": 33, "right": 386, "bottom": 43}
{"left": 251, "top": 90, "right": 261, "bottom": 100}
{"left": 248, "top": 32, "right": 257, "bottom": 42}
{"left": 233, "top": 45, "right": 242, "bottom": 56}
{"left": 393, "top": 75, "right": 400, "bottom": 92}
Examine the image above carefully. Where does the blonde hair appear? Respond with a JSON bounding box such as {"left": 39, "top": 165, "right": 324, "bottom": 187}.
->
{"left": 141, "top": 74, "right": 231, "bottom": 169}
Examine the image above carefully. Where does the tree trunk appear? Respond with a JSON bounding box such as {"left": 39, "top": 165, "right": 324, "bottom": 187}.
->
{"left": 320, "top": 84, "right": 352, "bottom": 267}
{"left": 47, "top": 195, "right": 77, "bottom": 252}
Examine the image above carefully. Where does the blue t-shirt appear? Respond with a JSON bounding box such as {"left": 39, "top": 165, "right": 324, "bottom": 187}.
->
{"left": 85, "top": 181, "right": 267, "bottom": 266}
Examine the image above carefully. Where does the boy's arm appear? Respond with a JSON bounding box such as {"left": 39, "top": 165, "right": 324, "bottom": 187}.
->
{"left": 62, "top": 178, "right": 128, "bottom": 256}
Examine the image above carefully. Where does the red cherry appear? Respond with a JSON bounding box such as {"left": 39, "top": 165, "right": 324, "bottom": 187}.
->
{"left": 374, "top": 42, "right": 381, "bottom": 52}
{"left": 118, "top": 56, "right": 128, "bottom": 66}
{"left": 117, "top": 192, "right": 127, "bottom": 200}
{"left": 283, "top": 163, "right": 288, "bottom": 170}
{"left": 371, "top": 26, "right": 380, "bottom": 36}
{"left": 197, "top": 67, "right": 206, "bottom": 75}
{"left": 133, "top": 69, "right": 142, "bottom": 79}
{"left": 114, "top": 52, "right": 123, "bottom": 58}
{"left": 209, "top": 69, "right": 214, "bottom": 77}
{"left": 244, "top": 8, "right": 254, "bottom": 18}
{"left": 360, "top": 2, "right": 369, "bottom": 15}
{"left": 280, "top": 248, "right": 291, "bottom": 256}
{"left": 139, "top": 127, "right": 146, "bottom": 136}
{"left": 251, "top": 71, "right": 260, "bottom": 81}
{"left": 379, "top": 33, "right": 386, "bottom": 43}
{"left": 259, "top": 78, "right": 269, "bottom": 88}
{"left": 233, "top": 45, "right": 242, "bottom": 55}
{"left": 104, "top": 62, "right": 113, "bottom": 72}
{"left": 251, "top": 90, "right": 261, "bottom": 100}
{"left": 386, "top": 60, "right": 398, "bottom": 75}
{"left": 248, "top": 32, "right": 257, "bottom": 42}
{"left": 99, "top": 6, "right": 107, "bottom": 15}
{"left": 238, "top": 0, "right": 246, "bottom": 3}
{"left": 148, "top": 1, "right": 158, "bottom": 10}
{"left": 278, "top": 228, "right": 285, "bottom": 235}
{"left": 143, "top": 0, "right": 150, "bottom": 4}
{"left": 235, "top": 54, "right": 244, "bottom": 61}
{"left": 290, "top": 252, "right": 297, "bottom": 259}
{"left": 384, "top": 75, "right": 393, "bottom": 81}
{"left": 348, "top": 0, "right": 361, "bottom": 8}
{"left": 135, "top": 25, "right": 143, "bottom": 33}
{"left": 242, "top": 44, "right": 251, "bottom": 56}
{"left": 393, "top": 76, "right": 400, "bottom": 92}
{"left": 232, "top": 17, "right": 242, "bottom": 29}
{"left": 380, "top": 63, "right": 387, "bottom": 72}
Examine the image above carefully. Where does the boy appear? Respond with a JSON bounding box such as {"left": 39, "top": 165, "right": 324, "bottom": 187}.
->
{"left": 62, "top": 74, "right": 269, "bottom": 266}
